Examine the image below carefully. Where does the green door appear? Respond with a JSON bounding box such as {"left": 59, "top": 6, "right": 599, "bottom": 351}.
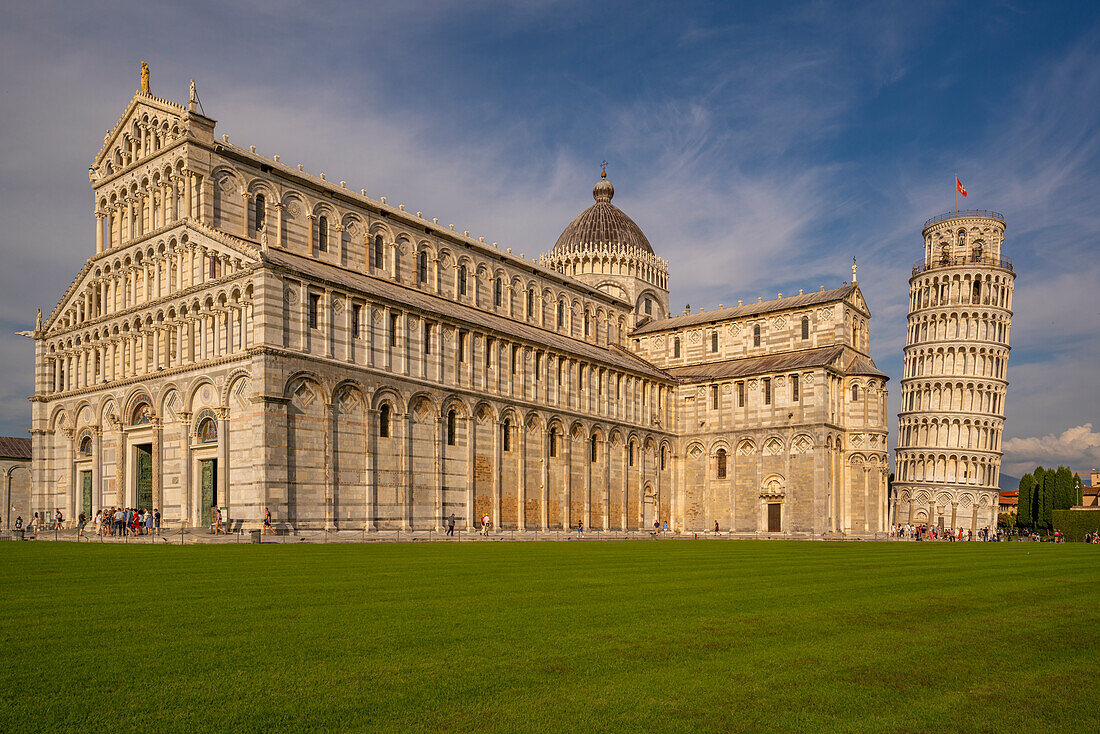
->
{"left": 200, "top": 459, "right": 217, "bottom": 527}
{"left": 81, "top": 471, "right": 92, "bottom": 518}
{"left": 136, "top": 445, "right": 153, "bottom": 510}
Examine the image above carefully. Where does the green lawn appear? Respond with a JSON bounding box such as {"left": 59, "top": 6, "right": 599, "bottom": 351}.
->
{"left": 1, "top": 540, "right": 1097, "bottom": 732}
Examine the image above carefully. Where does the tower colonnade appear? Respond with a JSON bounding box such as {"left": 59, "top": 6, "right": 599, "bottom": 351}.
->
{"left": 893, "top": 211, "right": 1015, "bottom": 531}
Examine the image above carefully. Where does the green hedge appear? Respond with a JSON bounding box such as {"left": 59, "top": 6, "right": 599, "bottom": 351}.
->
{"left": 1051, "top": 509, "right": 1100, "bottom": 542}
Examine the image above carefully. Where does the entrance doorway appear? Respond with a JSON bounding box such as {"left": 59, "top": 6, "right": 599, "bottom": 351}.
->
{"left": 81, "top": 471, "right": 92, "bottom": 518}
{"left": 135, "top": 444, "right": 153, "bottom": 510}
{"left": 643, "top": 492, "right": 655, "bottom": 529}
{"left": 200, "top": 459, "right": 218, "bottom": 527}
{"left": 767, "top": 503, "right": 781, "bottom": 532}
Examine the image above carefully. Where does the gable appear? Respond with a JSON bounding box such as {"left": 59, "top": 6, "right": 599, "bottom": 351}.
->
{"left": 92, "top": 92, "right": 186, "bottom": 173}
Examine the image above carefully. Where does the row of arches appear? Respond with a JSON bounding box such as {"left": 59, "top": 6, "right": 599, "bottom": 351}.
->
{"left": 896, "top": 416, "right": 1003, "bottom": 452}
{"left": 540, "top": 246, "right": 669, "bottom": 291}
{"left": 907, "top": 310, "right": 1010, "bottom": 345}
{"left": 903, "top": 345, "right": 1008, "bottom": 380}
{"left": 899, "top": 380, "right": 1005, "bottom": 415}
{"left": 98, "top": 112, "right": 184, "bottom": 178}
{"left": 910, "top": 270, "right": 1013, "bottom": 312}
{"left": 894, "top": 452, "right": 1001, "bottom": 487}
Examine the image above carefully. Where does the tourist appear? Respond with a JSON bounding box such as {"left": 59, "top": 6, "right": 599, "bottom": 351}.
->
{"left": 214, "top": 507, "right": 225, "bottom": 534}
{"left": 714, "top": 520, "right": 720, "bottom": 534}
{"left": 663, "top": 520, "right": 669, "bottom": 533}
{"left": 31, "top": 511, "right": 40, "bottom": 537}
{"left": 14, "top": 516, "right": 22, "bottom": 531}
{"left": 78, "top": 511, "right": 87, "bottom": 537}
{"left": 480, "top": 513, "right": 490, "bottom": 536}
{"left": 577, "top": 520, "right": 584, "bottom": 535}
{"left": 145, "top": 510, "right": 154, "bottom": 535}
{"left": 447, "top": 513, "right": 456, "bottom": 536}
{"left": 154, "top": 508, "right": 161, "bottom": 536}
{"left": 55, "top": 509, "right": 64, "bottom": 530}
{"left": 263, "top": 508, "right": 274, "bottom": 535}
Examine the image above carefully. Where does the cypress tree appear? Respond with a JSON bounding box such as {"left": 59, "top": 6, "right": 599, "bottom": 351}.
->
{"left": 1041, "top": 468, "right": 1056, "bottom": 530}
{"left": 1055, "top": 466, "right": 1075, "bottom": 511}
{"left": 1017, "top": 473, "right": 1033, "bottom": 527}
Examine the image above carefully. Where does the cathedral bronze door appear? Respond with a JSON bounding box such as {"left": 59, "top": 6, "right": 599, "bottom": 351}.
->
{"left": 200, "top": 459, "right": 217, "bottom": 527}
{"left": 135, "top": 444, "right": 153, "bottom": 510}
{"left": 767, "top": 502, "right": 781, "bottom": 532}
{"left": 81, "top": 471, "right": 92, "bottom": 518}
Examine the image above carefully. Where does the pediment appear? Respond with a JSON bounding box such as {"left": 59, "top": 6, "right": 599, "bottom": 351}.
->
{"left": 92, "top": 92, "right": 187, "bottom": 172}
{"left": 847, "top": 285, "right": 870, "bottom": 317}
{"left": 43, "top": 220, "right": 259, "bottom": 336}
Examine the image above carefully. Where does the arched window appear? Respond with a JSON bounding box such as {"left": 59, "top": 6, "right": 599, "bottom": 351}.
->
{"left": 753, "top": 324, "right": 761, "bottom": 347}
{"left": 584, "top": 313, "right": 590, "bottom": 337}
{"left": 254, "top": 193, "right": 266, "bottom": 232}
{"left": 493, "top": 277, "right": 502, "bottom": 307}
{"left": 457, "top": 265, "right": 467, "bottom": 296}
{"left": 317, "top": 215, "right": 328, "bottom": 252}
{"left": 557, "top": 301, "right": 564, "bottom": 327}
{"left": 198, "top": 417, "right": 218, "bottom": 443}
{"left": 379, "top": 404, "right": 391, "bottom": 438}
{"left": 418, "top": 251, "right": 428, "bottom": 283}
{"left": 629, "top": 441, "right": 636, "bottom": 467}
{"left": 972, "top": 281, "right": 980, "bottom": 304}
{"left": 711, "top": 331, "right": 719, "bottom": 352}
{"left": 660, "top": 445, "right": 667, "bottom": 470}
{"left": 716, "top": 448, "right": 727, "bottom": 479}
{"left": 446, "top": 409, "right": 456, "bottom": 446}
{"left": 549, "top": 426, "right": 558, "bottom": 458}
{"left": 673, "top": 337, "right": 681, "bottom": 358}
{"left": 590, "top": 434, "right": 598, "bottom": 463}
{"left": 131, "top": 402, "right": 152, "bottom": 425}
{"left": 801, "top": 316, "right": 809, "bottom": 340}
{"left": 526, "top": 289, "right": 534, "bottom": 317}
{"left": 851, "top": 384, "right": 860, "bottom": 402}
{"left": 373, "top": 235, "right": 384, "bottom": 269}
{"left": 78, "top": 435, "right": 93, "bottom": 456}
{"left": 502, "top": 418, "right": 511, "bottom": 452}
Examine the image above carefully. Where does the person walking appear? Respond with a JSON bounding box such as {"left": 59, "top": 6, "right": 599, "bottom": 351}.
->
{"left": 480, "top": 514, "right": 490, "bottom": 536}
{"left": 31, "top": 511, "right": 40, "bottom": 538}
{"left": 153, "top": 508, "right": 161, "bottom": 537}
{"left": 78, "top": 511, "right": 87, "bottom": 538}
{"left": 55, "top": 509, "right": 64, "bottom": 531}
{"left": 446, "top": 513, "right": 456, "bottom": 536}
{"left": 577, "top": 520, "right": 584, "bottom": 536}
{"left": 714, "top": 520, "right": 720, "bottom": 534}
{"left": 145, "top": 510, "right": 154, "bottom": 535}
{"left": 263, "top": 508, "right": 274, "bottom": 535}
{"left": 214, "top": 507, "right": 225, "bottom": 535}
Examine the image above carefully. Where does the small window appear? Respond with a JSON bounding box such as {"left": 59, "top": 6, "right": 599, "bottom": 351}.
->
{"left": 629, "top": 441, "right": 635, "bottom": 467}
{"left": 494, "top": 277, "right": 502, "bottom": 307}
{"left": 753, "top": 324, "right": 761, "bottom": 347}
{"left": 511, "top": 345, "right": 518, "bottom": 374}
{"left": 578, "top": 366, "right": 585, "bottom": 390}
{"left": 711, "top": 331, "right": 719, "bottom": 353}
{"left": 584, "top": 313, "right": 590, "bottom": 338}
{"left": 660, "top": 445, "right": 667, "bottom": 470}
{"left": 527, "top": 289, "right": 534, "bottom": 317}
{"left": 737, "top": 381, "right": 745, "bottom": 407}
{"left": 379, "top": 404, "right": 390, "bottom": 438}
{"left": 557, "top": 301, "right": 564, "bottom": 328}
{"left": 716, "top": 449, "right": 727, "bottom": 479}
{"left": 590, "top": 434, "right": 598, "bottom": 463}
{"left": 791, "top": 374, "right": 799, "bottom": 402}
{"left": 254, "top": 194, "right": 266, "bottom": 232}
{"left": 78, "top": 435, "right": 93, "bottom": 456}
{"left": 373, "top": 235, "right": 384, "bottom": 269}
{"left": 389, "top": 312, "right": 398, "bottom": 347}
{"left": 549, "top": 426, "right": 558, "bottom": 458}
{"left": 557, "top": 359, "right": 563, "bottom": 385}
{"left": 502, "top": 418, "right": 511, "bottom": 452}
{"left": 208, "top": 256, "right": 218, "bottom": 280}
{"left": 645, "top": 298, "right": 652, "bottom": 315}
{"left": 351, "top": 304, "right": 361, "bottom": 338}
{"left": 457, "top": 266, "right": 467, "bottom": 296}
{"left": 801, "top": 315, "right": 809, "bottom": 340}
{"left": 673, "top": 337, "right": 681, "bottom": 358}
{"left": 851, "top": 384, "right": 860, "bottom": 401}
{"left": 447, "top": 410, "right": 456, "bottom": 446}
{"left": 308, "top": 293, "right": 320, "bottom": 329}
{"left": 418, "top": 251, "right": 428, "bottom": 283}
{"left": 424, "top": 322, "right": 432, "bottom": 355}
{"left": 763, "top": 377, "right": 771, "bottom": 405}
{"left": 458, "top": 330, "right": 467, "bottom": 362}
{"left": 534, "top": 352, "right": 541, "bottom": 380}
{"left": 711, "top": 384, "right": 719, "bottom": 410}
{"left": 317, "top": 215, "right": 328, "bottom": 252}
{"left": 486, "top": 338, "right": 494, "bottom": 371}
{"left": 198, "top": 417, "right": 218, "bottom": 443}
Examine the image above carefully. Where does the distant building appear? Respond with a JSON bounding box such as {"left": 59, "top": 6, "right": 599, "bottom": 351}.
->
{"left": 998, "top": 489, "right": 1017, "bottom": 515}
{"left": 1, "top": 437, "right": 32, "bottom": 529}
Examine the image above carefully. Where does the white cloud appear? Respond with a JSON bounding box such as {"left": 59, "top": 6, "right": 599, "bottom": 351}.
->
{"left": 1002, "top": 424, "right": 1100, "bottom": 477}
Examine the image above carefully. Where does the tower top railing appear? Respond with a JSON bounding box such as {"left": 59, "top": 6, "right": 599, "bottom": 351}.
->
{"left": 912, "top": 253, "right": 1013, "bottom": 276}
{"left": 923, "top": 210, "right": 1005, "bottom": 230}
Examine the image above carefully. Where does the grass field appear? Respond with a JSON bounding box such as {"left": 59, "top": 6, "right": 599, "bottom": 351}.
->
{"left": 2, "top": 540, "right": 1097, "bottom": 732}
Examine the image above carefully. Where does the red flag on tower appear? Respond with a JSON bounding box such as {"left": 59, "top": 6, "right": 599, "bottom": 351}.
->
{"left": 956, "top": 176, "right": 967, "bottom": 197}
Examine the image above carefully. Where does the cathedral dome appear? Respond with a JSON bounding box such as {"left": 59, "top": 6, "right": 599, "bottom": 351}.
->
{"left": 551, "top": 173, "right": 653, "bottom": 256}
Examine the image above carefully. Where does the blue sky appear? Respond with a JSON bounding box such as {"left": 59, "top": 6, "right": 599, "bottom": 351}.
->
{"left": 1, "top": 0, "right": 1098, "bottom": 477}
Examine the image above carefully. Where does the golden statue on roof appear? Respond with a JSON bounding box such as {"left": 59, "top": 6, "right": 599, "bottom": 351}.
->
{"left": 140, "top": 61, "right": 149, "bottom": 93}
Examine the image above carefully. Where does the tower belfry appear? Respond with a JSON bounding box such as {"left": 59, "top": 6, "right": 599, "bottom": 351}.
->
{"left": 893, "top": 211, "right": 1015, "bottom": 531}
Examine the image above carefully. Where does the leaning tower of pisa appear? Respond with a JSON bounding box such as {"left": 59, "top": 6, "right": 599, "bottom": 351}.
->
{"left": 894, "top": 211, "right": 1015, "bottom": 531}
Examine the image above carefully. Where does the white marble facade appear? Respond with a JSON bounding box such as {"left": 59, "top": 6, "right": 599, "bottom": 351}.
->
{"left": 26, "top": 77, "right": 890, "bottom": 535}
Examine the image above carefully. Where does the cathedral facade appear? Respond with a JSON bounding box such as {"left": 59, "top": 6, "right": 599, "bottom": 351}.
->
{"left": 25, "top": 78, "right": 889, "bottom": 536}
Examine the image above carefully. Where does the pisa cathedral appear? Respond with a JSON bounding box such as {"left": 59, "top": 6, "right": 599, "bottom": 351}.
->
{"left": 24, "top": 75, "right": 891, "bottom": 536}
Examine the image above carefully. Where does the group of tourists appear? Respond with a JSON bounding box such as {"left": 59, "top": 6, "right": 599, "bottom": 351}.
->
{"left": 891, "top": 523, "right": 1001, "bottom": 541}
{"left": 12, "top": 510, "right": 67, "bottom": 537}
{"left": 90, "top": 507, "right": 161, "bottom": 537}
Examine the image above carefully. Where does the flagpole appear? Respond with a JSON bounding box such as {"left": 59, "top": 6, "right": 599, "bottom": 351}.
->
{"left": 955, "top": 174, "right": 958, "bottom": 213}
